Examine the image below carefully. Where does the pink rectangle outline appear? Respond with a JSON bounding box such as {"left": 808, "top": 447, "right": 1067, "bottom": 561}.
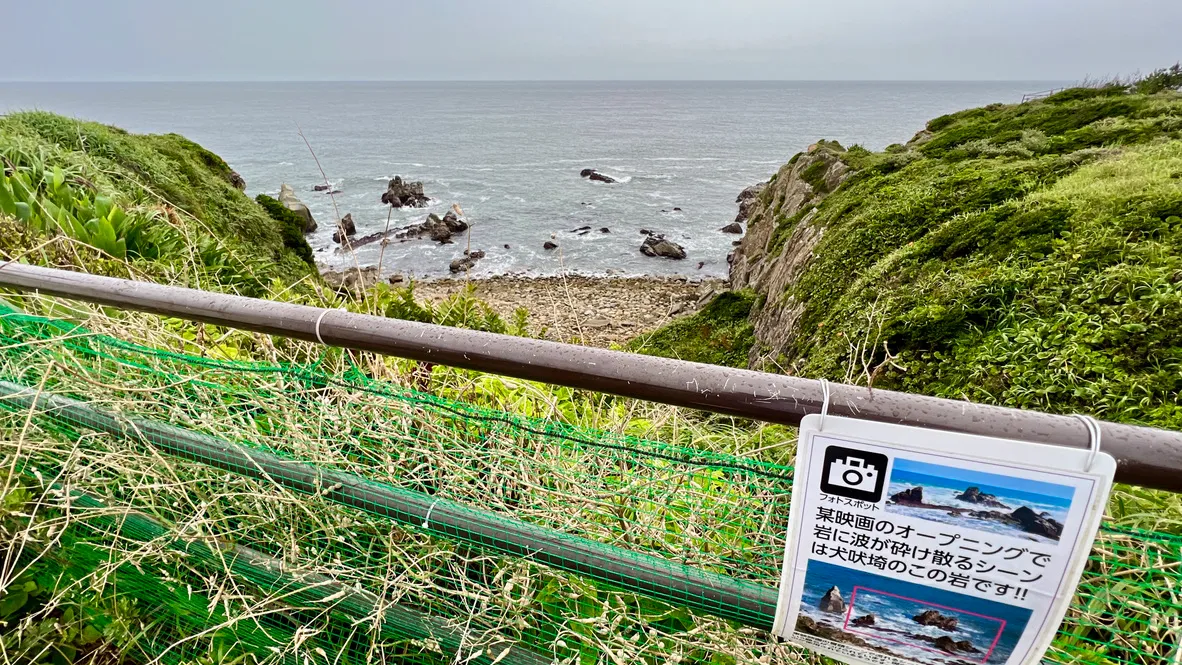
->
{"left": 841, "top": 586, "right": 1007, "bottom": 664}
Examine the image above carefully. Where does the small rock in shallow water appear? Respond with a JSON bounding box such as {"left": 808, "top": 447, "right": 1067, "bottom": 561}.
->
{"left": 543, "top": 241, "right": 558, "bottom": 250}
{"left": 640, "top": 235, "right": 687, "bottom": 260}
{"left": 579, "top": 168, "right": 618, "bottom": 184}
{"left": 599, "top": 227, "right": 610, "bottom": 233}
{"left": 719, "top": 222, "right": 743, "bottom": 234}
{"left": 504, "top": 243, "right": 511, "bottom": 249}
{"left": 449, "top": 250, "right": 485, "bottom": 273}
{"left": 332, "top": 213, "right": 357, "bottom": 243}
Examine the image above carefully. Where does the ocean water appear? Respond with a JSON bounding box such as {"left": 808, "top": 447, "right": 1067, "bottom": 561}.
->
{"left": 801, "top": 559, "right": 1032, "bottom": 665}
{"left": 887, "top": 469, "right": 1073, "bottom": 546}
{"left": 0, "top": 81, "right": 1062, "bottom": 279}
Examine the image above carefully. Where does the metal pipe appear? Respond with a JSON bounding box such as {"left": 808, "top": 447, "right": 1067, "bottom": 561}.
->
{"left": 0, "top": 379, "right": 780, "bottom": 631}
{"left": 1, "top": 262, "right": 1181, "bottom": 493}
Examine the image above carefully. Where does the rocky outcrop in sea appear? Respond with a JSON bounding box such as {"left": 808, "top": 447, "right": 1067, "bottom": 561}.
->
{"left": 381, "top": 176, "right": 430, "bottom": 207}
{"left": 278, "top": 183, "right": 317, "bottom": 233}
{"left": 640, "top": 234, "right": 687, "bottom": 260}
{"left": 580, "top": 168, "right": 618, "bottom": 184}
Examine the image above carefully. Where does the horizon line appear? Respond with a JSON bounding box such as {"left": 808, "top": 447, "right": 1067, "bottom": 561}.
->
{"left": 0, "top": 78, "right": 1075, "bottom": 85}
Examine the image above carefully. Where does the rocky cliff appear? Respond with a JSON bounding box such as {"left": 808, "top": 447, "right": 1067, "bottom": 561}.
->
{"left": 720, "top": 84, "right": 1182, "bottom": 429}
{"left": 729, "top": 140, "right": 853, "bottom": 367}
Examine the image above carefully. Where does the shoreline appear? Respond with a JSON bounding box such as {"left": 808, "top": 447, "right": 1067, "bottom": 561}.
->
{"left": 410, "top": 273, "right": 727, "bottom": 346}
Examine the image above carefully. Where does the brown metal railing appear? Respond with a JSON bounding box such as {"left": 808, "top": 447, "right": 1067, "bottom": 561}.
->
{"left": 2, "top": 262, "right": 1181, "bottom": 493}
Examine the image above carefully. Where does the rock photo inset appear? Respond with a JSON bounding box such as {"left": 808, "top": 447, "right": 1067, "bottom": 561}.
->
{"left": 797, "top": 560, "right": 1033, "bottom": 665}
{"left": 885, "top": 457, "right": 1075, "bottom": 545}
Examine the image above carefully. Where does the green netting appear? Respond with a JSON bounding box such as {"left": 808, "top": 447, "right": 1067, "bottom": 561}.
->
{"left": 0, "top": 304, "right": 1179, "bottom": 665}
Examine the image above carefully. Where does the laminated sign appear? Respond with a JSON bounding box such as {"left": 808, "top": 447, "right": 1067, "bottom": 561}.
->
{"left": 774, "top": 415, "right": 1114, "bottom": 665}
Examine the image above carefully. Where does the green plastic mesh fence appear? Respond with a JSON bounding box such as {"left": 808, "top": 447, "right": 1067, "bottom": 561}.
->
{"left": 0, "top": 303, "right": 1178, "bottom": 665}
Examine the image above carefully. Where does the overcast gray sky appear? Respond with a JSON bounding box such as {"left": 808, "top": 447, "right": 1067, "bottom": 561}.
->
{"left": 6, "top": 0, "right": 1179, "bottom": 81}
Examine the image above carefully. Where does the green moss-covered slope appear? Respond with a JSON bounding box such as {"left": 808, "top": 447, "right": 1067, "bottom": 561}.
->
{"left": 0, "top": 111, "right": 315, "bottom": 294}
{"left": 628, "top": 290, "right": 757, "bottom": 366}
{"left": 659, "top": 83, "right": 1182, "bottom": 431}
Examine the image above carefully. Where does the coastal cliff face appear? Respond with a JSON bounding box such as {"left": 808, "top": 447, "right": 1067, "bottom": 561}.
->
{"left": 724, "top": 85, "right": 1182, "bottom": 429}
{"left": 728, "top": 140, "right": 853, "bottom": 368}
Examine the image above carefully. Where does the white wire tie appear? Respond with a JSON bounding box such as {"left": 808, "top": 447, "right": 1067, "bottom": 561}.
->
{"left": 818, "top": 378, "right": 831, "bottom": 432}
{"left": 422, "top": 499, "right": 441, "bottom": 529}
{"left": 1073, "top": 414, "right": 1102, "bottom": 472}
{"left": 313, "top": 308, "right": 340, "bottom": 346}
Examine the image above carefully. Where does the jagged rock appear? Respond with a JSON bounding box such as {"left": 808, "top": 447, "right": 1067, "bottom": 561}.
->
{"left": 796, "top": 617, "right": 875, "bottom": 648}
{"left": 332, "top": 213, "right": 357, "bottom": 243}
{"left": 891, "top": 487, "right": 924, "bottom": 505}
{"left": 321, "top": 266, "right": 378, "bottom": 292}
{"left": 380, "top": 176, "right": 429, "bottom": 207}
{"left": 673, "top": 207, "right": 682, "bottom": 211}
{"left": 388, "top": 274, "right": 405, "bottom": 284}
{"left": 1012, "top": 506, "right": 1064, "bottom": 540}
{"left": 640, "top": 229, "right": 652, "bottom": 236}
{"left": 913, "top": 609, "right": 958, "bottom": 631}
{"left": 727, "top": 144, "right": 856, "bottom": 368}
{"left": 735, "top": 182, "right": 766, "bottom": 222}
{"left": 819, "top": 586, "right": 845, "bottom": 613}
{"left": 719, "top": 222, "right": 743, "bottom": 234}
{"left": 278, "top": 184, "right": 317, "bottom": 233}
{"left": 229, "top": 170, "right": 245, "bottom": 190}
{"left": 956, "top": 486, "right": 1010, "bottom": 508}
{"left": 580, "top": 169, "right": 618, "bottom": 184}
{"left": 389, "top": 211, "right": 469, "bottom": 245}
{"left": 931, "top": 636, "right": 979, "bottom": 653}
{"left": 599, "top": 227, "right": 610, "bottom": 233}
{"left": 697, "top": 261, "right": 705, "bottom": 270}
{"left": 543, "top": 241, "right": 558, "bottom": 250}
{"left": 851, "top": 614, "right": 876, "bottom": 628}
{"left": 449, "top": 250, "right": 486, "bottom": 273}
{"left": 441, "top": 210, "right": 469, "bottom": 233}
{"left": 732, "top": 240, "right": 742, "bottom": 246}
{"left": 504, "top": 243, "right": 511, "bottom": 249}
{"left": 313, "top": 184, "right": 331, "bottom": 192}
{"left": 328, "top": 189, "right": 342, "bottom": 195}
{"left": 640, "top": 235, "right": 686, "bottom": 260}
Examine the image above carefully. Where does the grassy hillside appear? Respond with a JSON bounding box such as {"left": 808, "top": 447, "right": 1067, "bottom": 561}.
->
{"left": 647, "top": 81, "right": 1182, "bottom": 433}
{"left": 0, "top": 111, "right": 316, "bottom": 295}
{"left": 626, "top": 290, "right": 758, "bottom": 366}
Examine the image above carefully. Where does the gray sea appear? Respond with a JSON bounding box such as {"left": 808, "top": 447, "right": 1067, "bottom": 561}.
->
{"left": 0, "top": 81, "right": 1062, "bottom": 279}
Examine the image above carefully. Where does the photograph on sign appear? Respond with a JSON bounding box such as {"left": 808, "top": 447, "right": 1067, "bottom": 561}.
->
{"left": 885, "top": 458, "right": 1074, "bottom": 544}
{"left": 774, "top": 415, "right": 1114, "bottom": 665}
{"left": 796, "top": 560, "right": 1032, "bottom": 664}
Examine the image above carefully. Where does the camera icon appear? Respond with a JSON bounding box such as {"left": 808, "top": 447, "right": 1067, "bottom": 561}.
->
{"left": 828, "top": 457, "right": 878, "bottom": 493}
{"left": 820, "top": 446, "right": 889, "bottom": 502}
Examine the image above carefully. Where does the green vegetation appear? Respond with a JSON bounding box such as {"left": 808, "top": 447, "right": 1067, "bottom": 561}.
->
{"left": 3, "top": 79, "right": 1182, "bottom": 664}
{"left": 255, "top": 193, "right": 317, "bottom": 268}
{"left": 628, "top": 290, "right": 757, "bottom": 366}
{"left": 0, "top": 112, "right": 316, "bottom": 294}
{"left": 740, "top": 85, "right": 1182, "bottom": 433}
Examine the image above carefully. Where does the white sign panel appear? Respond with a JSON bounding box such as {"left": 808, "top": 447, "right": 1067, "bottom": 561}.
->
{"left": 775, "top": 415, "right": 1114, "bottom": 665}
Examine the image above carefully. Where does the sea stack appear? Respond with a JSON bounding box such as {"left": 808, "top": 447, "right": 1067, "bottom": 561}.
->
{"left": 819, "top": 586, "right": 845, "bottom": 613}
